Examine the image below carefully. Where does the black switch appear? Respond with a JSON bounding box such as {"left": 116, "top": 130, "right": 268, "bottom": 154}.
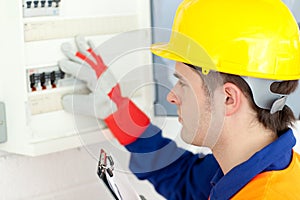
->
{"left": 40, "top": 72, "right": 46, "bottom": 90}
{"left": 41, "top": 0, "right": 46, "bottom": 7}
{"left": 50, "top": 71, "right": 56, "bottom": 88}
{"left": 29, "top": 73, "right": 37, "bottom": 91}
{"left": 33, "top": 1, "right": 39, "bottom": 8}
{"left": 48, "top": 0, "right": 53, "bottom": 7}
{"left": 26, "top": 1, "right": 32, "bottom": 8}
{"left": 59, "top": 69, "right": 65, "bottom": 79}
{"left": 53, "top": 0, "right": 60, "bottom": 7}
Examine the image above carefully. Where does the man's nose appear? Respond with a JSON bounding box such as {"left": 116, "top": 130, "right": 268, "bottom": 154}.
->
{"left": 167, "top": 90, "right": 179, "bottom": 105}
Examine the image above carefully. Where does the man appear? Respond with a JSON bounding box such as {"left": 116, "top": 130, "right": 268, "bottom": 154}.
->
{"left": 59, "top": 0, "right": 300, "bottom": 199}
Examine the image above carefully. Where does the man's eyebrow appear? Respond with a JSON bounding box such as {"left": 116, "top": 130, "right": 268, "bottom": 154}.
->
{"left": 173, "top": 73, "right": 185, "bottom": 80}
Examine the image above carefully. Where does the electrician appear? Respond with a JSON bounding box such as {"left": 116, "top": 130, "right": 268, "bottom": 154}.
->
{"left": 59, "top": 0, "right": 300, "bottom": 199}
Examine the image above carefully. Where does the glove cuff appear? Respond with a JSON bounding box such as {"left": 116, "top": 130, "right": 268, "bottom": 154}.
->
{"left": 104, "top": 98, "right": 150, "bottom": 145}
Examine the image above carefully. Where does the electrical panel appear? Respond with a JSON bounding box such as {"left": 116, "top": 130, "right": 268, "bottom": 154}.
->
{"left": 0, "top": 0, "right": 153, "bottom": 156}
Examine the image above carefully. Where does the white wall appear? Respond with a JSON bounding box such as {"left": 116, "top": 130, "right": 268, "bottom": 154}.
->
{"left": 0, "top": 142, "right": 165, "bottom": 200}
{"left": 282, "top": 0, "right": 300, "bottom": 22}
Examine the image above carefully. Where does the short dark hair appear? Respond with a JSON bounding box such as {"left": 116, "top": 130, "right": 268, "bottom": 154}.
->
{"left": 219, "top": 74, "right": 298, "bottom": 136}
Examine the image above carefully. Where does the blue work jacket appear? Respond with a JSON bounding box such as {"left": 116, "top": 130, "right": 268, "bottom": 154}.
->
{"left": 125, "top": 124, "right": 298, "bottom": 200}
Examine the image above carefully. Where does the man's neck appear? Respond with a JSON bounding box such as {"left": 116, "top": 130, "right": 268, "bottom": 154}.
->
{"left": 212, "top": 122, "right": 277, "bottom": 175}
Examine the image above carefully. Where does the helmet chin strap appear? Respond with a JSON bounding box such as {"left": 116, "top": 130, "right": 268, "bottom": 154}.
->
{"left": 241, "top": 77, "right": 287, "bottom": 114}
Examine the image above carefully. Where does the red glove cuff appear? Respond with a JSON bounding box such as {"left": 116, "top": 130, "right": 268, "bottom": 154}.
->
{"left": 104, "top": 98, "right": 150, "bottom": 145}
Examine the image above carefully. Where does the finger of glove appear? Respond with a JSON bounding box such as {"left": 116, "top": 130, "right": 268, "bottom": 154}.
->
{"left": 75, "top": 36, "right": 105, "bottom": 77}
{"left": 87, "top": 39, "right": 105, "bottom": 66}
{"left": 73, "top": 39, "right": 104, "bottom": 79}
{"left": 58, "top": 59, "right": 98, "bottom": 91}
{"left": 75, "top": 35, "right": 97, "bottom": 63}
{"left": 87, "top": 40, "right": 107, "bottom": 65}
{"left": 88, "top": 40, "right": 96, "bottom": 50}
{"left": 62, "top": 93, "right": 117, "bottom": 119}
{"left": 61, "top": 42, "right": 83, "bottom": 64}
{"left": 75, "top": 36, "right": 108, "bottom": 78}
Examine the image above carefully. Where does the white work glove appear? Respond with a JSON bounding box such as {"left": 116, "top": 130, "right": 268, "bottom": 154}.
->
{"left": 59, "top": 36, "right": 117, "bottom": 119}
{"left": 59, "top": 36, "right": 150, "bottom": 145}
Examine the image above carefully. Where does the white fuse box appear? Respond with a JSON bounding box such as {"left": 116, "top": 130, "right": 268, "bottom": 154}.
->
{"left": 0, "top": 0, "right": 153, "bottom": 156}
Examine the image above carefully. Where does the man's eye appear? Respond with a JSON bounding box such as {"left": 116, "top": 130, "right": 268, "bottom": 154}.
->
{"left": 178, "top": 81, "right": 185, "bottom": 86}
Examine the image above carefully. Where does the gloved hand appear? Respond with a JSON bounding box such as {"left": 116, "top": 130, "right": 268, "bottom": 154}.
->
{"left": 59, "top": 36, "right": 150, "bottom": 145}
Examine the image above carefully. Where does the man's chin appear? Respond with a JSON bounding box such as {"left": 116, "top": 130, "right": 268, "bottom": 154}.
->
{"left": 180, "top": 128, "right": 211, "bottom": 147}
{"left": 180, "top": 129, "right": 198, "bottom": 145}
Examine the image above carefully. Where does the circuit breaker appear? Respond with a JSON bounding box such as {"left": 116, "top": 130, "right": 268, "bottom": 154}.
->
{"left": 0, "top": 0, "right": 153, "bottom": 156}
{"left": 23, "top": 0, "right": 61, "bottom": 17}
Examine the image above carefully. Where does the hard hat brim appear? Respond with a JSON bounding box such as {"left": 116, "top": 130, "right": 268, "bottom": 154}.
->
{"left": 151, "top": 39, "right": 217, "bottom": 74}
{"left": 151, "top": 43, "right": 188, "bottom": 64}
{"left": 151, "top": 41, "right": 300, "bottom": 80}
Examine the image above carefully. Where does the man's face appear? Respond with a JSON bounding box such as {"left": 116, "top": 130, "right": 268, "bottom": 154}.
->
{"left": 167, "top": 62, "right": 225, "bottom": 147}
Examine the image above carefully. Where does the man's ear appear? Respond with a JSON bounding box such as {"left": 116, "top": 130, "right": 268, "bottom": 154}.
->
{"left": 223, "top": 82, "right": 242, "bottom": 116}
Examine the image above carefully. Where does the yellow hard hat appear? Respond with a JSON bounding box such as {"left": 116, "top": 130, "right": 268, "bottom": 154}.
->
{"left": 151, "top": 0, "right": 300, "bottom": 80}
